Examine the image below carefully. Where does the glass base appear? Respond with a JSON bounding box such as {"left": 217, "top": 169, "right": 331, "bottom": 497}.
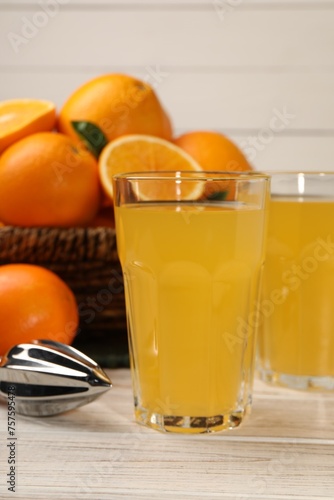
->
{"left": 134, "top": 404, "right": 251, "bottom": 434}
{"left": 259, "top": 368, "right": 334, "bottom": 391}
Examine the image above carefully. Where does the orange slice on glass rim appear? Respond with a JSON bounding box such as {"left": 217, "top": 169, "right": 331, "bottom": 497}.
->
{"left": 0, "top": 99, "right": 56, "bottom": 154}
{"left": 98, "top": 134, "right": 204, "bottom": 201}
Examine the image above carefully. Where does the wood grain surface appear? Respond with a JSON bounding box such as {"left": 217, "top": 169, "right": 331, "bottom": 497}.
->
{"left": 0, "top": 369, "right": 333, "bottom": 499}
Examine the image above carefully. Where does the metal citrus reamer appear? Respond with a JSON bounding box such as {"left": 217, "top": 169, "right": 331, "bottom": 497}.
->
{"left": 0, "top": 339, "right": 112, "bottom": 417}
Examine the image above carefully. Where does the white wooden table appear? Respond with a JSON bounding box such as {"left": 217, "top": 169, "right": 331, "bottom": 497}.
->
{"left": 1, "top": 369, "right": 334, "bottom": 499}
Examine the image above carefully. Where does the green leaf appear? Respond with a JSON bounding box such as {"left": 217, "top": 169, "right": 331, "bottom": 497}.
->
{"left": 71, "top": 121, "right": 108, "bottom": 158}
{"left": 206, "top": 190, "right": 229, "bottom": 201}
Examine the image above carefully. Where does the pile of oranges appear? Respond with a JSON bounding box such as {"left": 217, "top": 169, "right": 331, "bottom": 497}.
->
{"left": 0, "top": 73, "right": 252, "bottom": 229}
{"left": 0, "top": 73, "right": 252, "bottom": 355}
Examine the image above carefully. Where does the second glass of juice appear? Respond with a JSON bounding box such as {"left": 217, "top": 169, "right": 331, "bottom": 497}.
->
{"left": 258, "top": 172, "right": 334, "bottom": 390}
{"left": 113, "top": 171, "right": 269, "bottom": 433}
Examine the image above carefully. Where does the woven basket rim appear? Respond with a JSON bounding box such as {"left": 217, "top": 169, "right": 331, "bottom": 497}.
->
{"left": 0, "top": 226, "right": 118, "bottom": 264}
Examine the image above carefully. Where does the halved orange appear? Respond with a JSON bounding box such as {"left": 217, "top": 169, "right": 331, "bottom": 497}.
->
{"left": 99, "top": 134, "right": 203, "bottom": 201}
{"left": 0, "top": 99, "right": 56, "bottom": 153}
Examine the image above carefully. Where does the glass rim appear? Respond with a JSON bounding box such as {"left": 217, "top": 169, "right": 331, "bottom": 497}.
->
{"left": 264, "top": 171, "right": 334, "bottom": 177}
{"left": 112, "top": 170, "right": 270, "bottom": 181}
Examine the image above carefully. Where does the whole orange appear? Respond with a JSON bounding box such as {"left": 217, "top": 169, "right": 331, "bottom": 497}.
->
{"left": 58, "top": 74, "right": 173, "bottom": 144}
{"left": 0, "top": 264, "right": 78, "bottom": 356}
{"left": 0, "top": 132, "right": 101, "bottom": 227}
{"left": 174, "top": 130, "right": 252, "bottom": 200}
{"left": 174, "top": 131, "right": 252, "bottom": 172}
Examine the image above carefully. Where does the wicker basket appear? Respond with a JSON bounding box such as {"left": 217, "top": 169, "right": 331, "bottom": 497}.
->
{"left": 0, "top": 226, "right": 129, "bottom": 367}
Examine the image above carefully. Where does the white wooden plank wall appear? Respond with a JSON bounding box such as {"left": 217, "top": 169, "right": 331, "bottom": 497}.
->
{"left": 1, "top": 0, "right": 334, "bottom": 170}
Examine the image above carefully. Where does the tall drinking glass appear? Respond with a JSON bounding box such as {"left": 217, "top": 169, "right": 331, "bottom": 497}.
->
{"left": 113, "top": 171, "right": 269, "bottom": 433}
{"left": 258, "top": 172, "right": 334, "bottom": 390}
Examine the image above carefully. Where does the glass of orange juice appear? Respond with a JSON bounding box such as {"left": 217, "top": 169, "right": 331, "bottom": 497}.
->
{"left": 258, "top": 172, "right": 334, "bottom": 390}
{"left": 113, "top": 171, "right": 269, "bottom": 433}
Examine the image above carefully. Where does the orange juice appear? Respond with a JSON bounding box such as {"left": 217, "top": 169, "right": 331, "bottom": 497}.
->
{"left": 259, "top": 197, "right": 334, "bottom": 382}
{"left": 116, "top": 202, "right": 266, "bottom": 429}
